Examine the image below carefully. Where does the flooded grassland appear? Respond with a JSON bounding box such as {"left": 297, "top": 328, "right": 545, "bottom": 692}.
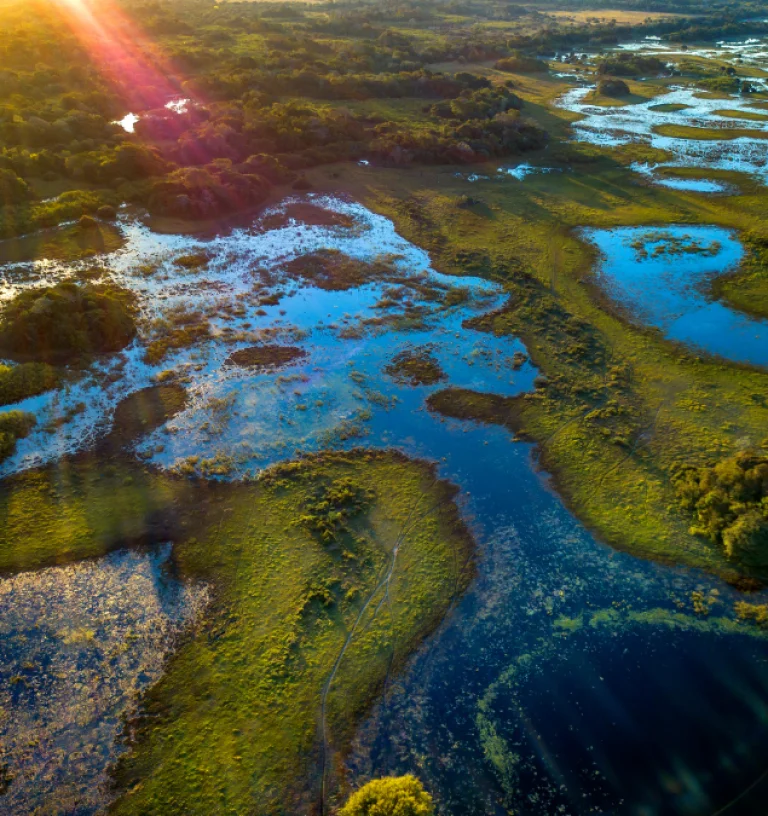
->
{"left": 4, "top": 48, "right": 768, "bottom": 813}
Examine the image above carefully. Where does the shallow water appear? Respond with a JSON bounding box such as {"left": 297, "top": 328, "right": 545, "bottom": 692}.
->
{"left": 0, "top": 546, "right": 207, "bottom": 815}
{"left": 1, "top": 198, "right": 768, "bottom": 815}
{"left": 558, "top": 84, "right": 768, "bottom": 187}
{"left": 615, "top": 34, "right": 768, "bottom": 65}
{"left": 581, "top": 225, "right": 768, "bottom": 367}
{"left": 347, "top": 430, "right": 768, "bottom": 815}
{"left": 457, "top": 163, "right": 560, "bottom": 183}
{"left": 630, "top": 162, "right": 732, "bottom": 193}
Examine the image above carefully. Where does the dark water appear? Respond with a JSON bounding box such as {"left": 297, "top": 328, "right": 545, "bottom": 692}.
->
{"left": 347, "top": 417, "right": 768, "bottom": 816}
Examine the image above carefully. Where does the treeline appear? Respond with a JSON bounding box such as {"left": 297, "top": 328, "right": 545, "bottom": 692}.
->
{"left": 3, "top": 0, "right": 743, "bottom": 234}
{"left": 597, "top": 54, "right": 668, "bottom": 77}
{"left": 0, "top": 0, "right": 555, "bottom": 231}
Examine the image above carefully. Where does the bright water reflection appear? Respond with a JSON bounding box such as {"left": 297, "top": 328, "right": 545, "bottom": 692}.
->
{"left": 558, "top": 84, "right": 768, "bottom": 187}
{"left": 0, "top": 546, "right": 207, "bottom": 815}
{"left": 582, "top": 225, "right": 768, "bottom": 368}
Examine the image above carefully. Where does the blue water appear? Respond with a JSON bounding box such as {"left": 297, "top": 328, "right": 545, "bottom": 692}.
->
{"left": 582, "top": 225, "right": 768, "bottom": 368}
{"left": 3, "top": 199, "right": 768, "bottom": 815}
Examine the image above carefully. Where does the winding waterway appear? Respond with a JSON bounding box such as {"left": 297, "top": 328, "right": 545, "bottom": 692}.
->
{"left": 1, "top": 198, "right": 767, "bottom": 814}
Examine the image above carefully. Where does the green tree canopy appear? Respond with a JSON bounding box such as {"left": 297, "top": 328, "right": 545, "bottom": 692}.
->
{"left": 339, "top": 775, "right": 434, "bottom": 816}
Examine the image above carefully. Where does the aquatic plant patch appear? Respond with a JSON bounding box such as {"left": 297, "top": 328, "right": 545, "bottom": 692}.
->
{"left": 385, "top": 347, "right": 446, "bottom": 386}
{"left": 225, "top": 344, "right": 308, "bottom": 372}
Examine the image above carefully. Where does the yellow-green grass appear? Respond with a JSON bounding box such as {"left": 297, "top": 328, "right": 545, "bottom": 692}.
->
{"left": 713, "top": 264, "right": 768, "bottom": 320}
{"left": 649, "top": 102, "right": 689, "bottom": 112}
{"left": 715, "top": 108, "right": 768, "bottom": 122}
{"left": 336, "top": 97, "right": 433, "bottom": 126}
{"left": 547, "top": 9, "right": 691, "bottom": 24}
{"left": 0, "top": 220, "right": 124, "bottom": 263}
{"left": 654, "top": 166, "right": 759, "bottom": 194}
{"left": 0, "top": 449, "right": 472, "bottom": 814}
{"left": 653, "top": 123, "right": 768, "bottom": 140}
{"left": 308, "top": 144, "right": 768, "bottom": 581}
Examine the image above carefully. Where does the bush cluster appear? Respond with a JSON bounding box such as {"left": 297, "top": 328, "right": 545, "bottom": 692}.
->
{"left": 673, "top": 452, "right": 768, "bottom": 568}
{"left": 0, "top": 282, "right": 136, "bottom": 363}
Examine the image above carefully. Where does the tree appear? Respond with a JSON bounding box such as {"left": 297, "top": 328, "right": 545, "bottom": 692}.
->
{"left": 339, "top": 775, "right": 434, "bottom": 816}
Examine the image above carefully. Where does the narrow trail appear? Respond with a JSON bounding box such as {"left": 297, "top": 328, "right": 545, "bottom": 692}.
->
{"left": 318, "top": 478, "right": 446, "bottom": 815}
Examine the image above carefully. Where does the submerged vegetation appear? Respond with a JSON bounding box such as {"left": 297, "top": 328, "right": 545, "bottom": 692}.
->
{"left": 226, "top": 344, "right": 308, "bottom": 371}
{"left": 385, "top": 347, "right": 446, "bottom": 386}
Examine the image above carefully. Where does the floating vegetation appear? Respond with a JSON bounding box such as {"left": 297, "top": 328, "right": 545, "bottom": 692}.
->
{"left": 0, "top": 546, "right": 207, "bottom": 816}
{"left": 282, "top": 250, "right": 395, "bottom": 291}
{"left": 629, "top": 230, "right": 722, "bottom": 260}
{"left": 225, "top": 344, "right": 307, "bottom": 372}
{"left": 384, "top": 347, "right": 446, "bottom": 386}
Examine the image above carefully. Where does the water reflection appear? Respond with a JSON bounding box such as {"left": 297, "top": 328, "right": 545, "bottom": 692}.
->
{"left": 1, "top": 199, "right": 768, "bottom": 814}
{"left": 581, "top": 225, "right": 768, "bottom": 368}
{"left": 558, "top": 85, "right": 768, "bottom": 187}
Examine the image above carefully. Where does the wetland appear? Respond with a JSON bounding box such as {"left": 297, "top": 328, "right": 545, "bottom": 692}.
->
{"left": 3, "top": 1, "right": 768, "bottom": 814}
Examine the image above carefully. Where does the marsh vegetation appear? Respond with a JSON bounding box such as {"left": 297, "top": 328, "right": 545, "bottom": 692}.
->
{"left": 4, "top": 0, "right": 768, "bottom": 813}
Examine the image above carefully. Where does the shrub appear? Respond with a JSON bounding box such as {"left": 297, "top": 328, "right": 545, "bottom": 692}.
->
{"left": 673, "top": 452, "right": 768, "bottom": 567}
{"left": 0, "top": 168, "right": 31, "bottom": 204}
{"left": 0, "top": 362, "right": 58, "bottom": 406}
{"left": 147, "top": 164, "right": 271, "bottom": 219}
{"left": 0, "top": 282, "right": 136, "bottom": 363}
{"left": 78, "top": 214, "right": 99, "bottom": 231}
{"left": 596, "top": 54, "right": 666, "bottom": 77}
{"left": 300, "top": 477, "right": 374, "bottom": 543}
{"left": 0, "top": 410, "right": 36, "bottom": 462}
{"left": 340, "top": 775, "right": 434, "bottom": 816}
{"left": 494, "top": 53, "right": 545, "bottom": 73}
{"left": 597, "top": 79, "right": 630, "bottom": 97}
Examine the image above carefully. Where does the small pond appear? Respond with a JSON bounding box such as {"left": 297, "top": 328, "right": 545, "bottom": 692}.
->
{"left": 582, "top": 225, "right": 768, "bottom": 368}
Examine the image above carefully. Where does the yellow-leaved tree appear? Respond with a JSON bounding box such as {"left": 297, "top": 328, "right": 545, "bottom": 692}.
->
{"left": 339, "top": 775, "right": 434, "bottom": 816}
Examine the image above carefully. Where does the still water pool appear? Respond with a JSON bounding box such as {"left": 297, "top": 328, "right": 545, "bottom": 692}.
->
{"left": 582, "top": 225, "right": 768, "bottom": 368}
